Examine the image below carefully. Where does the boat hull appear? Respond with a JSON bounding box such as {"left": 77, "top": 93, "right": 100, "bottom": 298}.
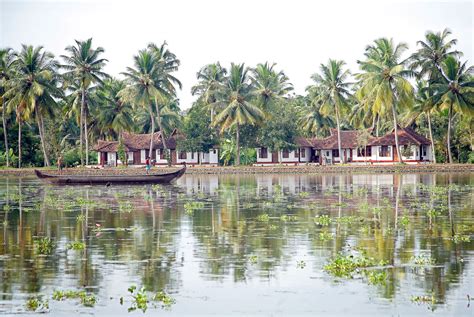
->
{"left": 34, "top": 167, "right": 186, "bottom": 185}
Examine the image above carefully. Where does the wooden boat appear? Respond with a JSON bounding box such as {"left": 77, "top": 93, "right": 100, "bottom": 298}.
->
{"left": 34, "top": 167, "right": 186, "bottom": 185}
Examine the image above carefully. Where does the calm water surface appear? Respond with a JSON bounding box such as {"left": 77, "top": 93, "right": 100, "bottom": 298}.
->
{"left": 0, "top": 173, "right": 473, "bottom": 316}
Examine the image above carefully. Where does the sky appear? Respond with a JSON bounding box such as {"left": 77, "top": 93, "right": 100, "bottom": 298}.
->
{"left": 1, "top": 0, "right": 473, "bottom": 110}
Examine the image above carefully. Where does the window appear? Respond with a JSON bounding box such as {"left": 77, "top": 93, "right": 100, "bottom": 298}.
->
{"left": 332, "top": 149, "right": 339, "bottom": 158}
{"left": 422, "top": 145, "right": 427, "bottom": 156}
{"left": 179, "top": 151, "right": 187, "bottom": 159}
{"left": 357, "top": 146, "right": 372, "bottom": 157}
{"left": 191, "top": 152, "right": 194, "bottom": 159}
{"left": 300, "top": 148, "right": 305, "bottom": 158}
{"left": 379, "top": 146, "right": 390, "bottom": 157}
{"left": 260, "top": 147, "right": 268, "bottom": 159}
{"left": 282, "top": 149, "right": 289, "bottom": 158}
{"left": 326, "top": 151, "right": 330, "bottom": 156}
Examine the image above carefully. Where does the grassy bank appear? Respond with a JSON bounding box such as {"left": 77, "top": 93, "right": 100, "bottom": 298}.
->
{"left": 0, "top": 164, "right": 473, "bottom": 177}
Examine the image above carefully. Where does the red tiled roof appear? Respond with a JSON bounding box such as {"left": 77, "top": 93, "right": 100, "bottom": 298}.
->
{"left": 94, "top": 132, "right": 177, "bottom": 152}
{"left": 369, "top": 127, "right": 431, "bottom": 146}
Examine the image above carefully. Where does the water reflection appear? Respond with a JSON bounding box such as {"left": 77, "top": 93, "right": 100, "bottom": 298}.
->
{"left": 0, "top": 173, "right": 472, "bottom": 315}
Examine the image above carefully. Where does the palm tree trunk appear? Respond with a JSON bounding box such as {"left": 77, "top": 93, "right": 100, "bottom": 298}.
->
{"left": 18, "top": 118, "right": 21, "bottom": 168}
{"left": 335, "top": 105, "right": 344, "bottom": 164}
{"left": 427, "top": 112, "right": 436, "bottom": 164}
{"left": 35, "top": 106, "right": 50, "bottom": 166}
{"left": 391, "top": 103, "right": 403, "bottom": 163}
{"left": 447, "top": 101, "right": 453, "bottom": 164}
{"left": 154, "top": 98, "right": 169, "bottom": 166}
{"left": 235, "top": 123, "right": 240, "bottom": 166}
{"left": 2, "top": 98, "right": 9, "bottom": 167}
{"left": 80, "top": 87, "right": 85, "bottom": 166}
{"left": 85, "top": 116, "right": 89, "bottom": 165}
{"left": 148, "top": 105, "right": 155, "bottom": 155}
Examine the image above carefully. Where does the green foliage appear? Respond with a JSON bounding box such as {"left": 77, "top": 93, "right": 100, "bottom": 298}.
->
{"left": 184, "top": 201, "right": 204, "bottom": 215}
{"left": 324, "top": 253, "right": 387, "bottom": 278}
{"left": 178, "top": 104, "right": 217, "bottom": 153}
{"left": 34, "top": 237, "right": 54, "bottom": 255}
{"left": 66, "top": 241, "right": 86, "bottom": 250}
{"left": 257, "top": 99, "right": 299, "bottom": 156}
{"left": 117, "top": 140, "right": 126, "bottom": 164}
{"left": 25, "top": 296, "right": 49, "bottom": 312}
{"left": 314, "top": 215, "right": 331, "bottom": 226}
{"left": 52, "top": 289, "right": 97, "bottom": 307}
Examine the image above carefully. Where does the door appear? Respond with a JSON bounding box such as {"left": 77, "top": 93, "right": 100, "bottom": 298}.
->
{"left": 271, "top": 151, "right": 278, "bottom": 163}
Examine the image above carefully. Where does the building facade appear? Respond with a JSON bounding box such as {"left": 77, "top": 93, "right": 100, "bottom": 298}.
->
{"left": 93, "top": 131, "right": 219, "bottom": 166}
{"left": 255, "top": 128, "right": 433, "bottom": 165}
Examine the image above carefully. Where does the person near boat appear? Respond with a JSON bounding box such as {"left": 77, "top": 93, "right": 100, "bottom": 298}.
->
{"left": 145, "top": 156, "right": 151, "bottom": 174}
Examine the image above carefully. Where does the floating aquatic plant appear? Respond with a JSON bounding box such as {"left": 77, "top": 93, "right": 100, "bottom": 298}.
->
{"left": 452, "top": 234, "right": 471, "bottom": 244}
{"left": 257, "top": 214, "right": 270, "bottom": 222}
{"left": 296, "top": 260, "right": 306, "bottom": 269}
{"left": 366, "top": 270, "right": 387, "bottom": 285}
{"left": 319, "top": 230, "right": 334, "bottom": 241}
{"left": 34, "top": 237, "right": 54, "bottom": 255}
{"left": 25, "top": 296, "right": 48, "bottom": 312}
{"left": 184, "top": 201, "right": 204, "bottom": 215}
{"left": 52, "top": 289, "right": 97, "bottom": 307}
{"left": 410, "top": 255, "right": 434, "bottom": 266}
{"left": 314, "top": 215, "right": 331, "bottom": 226}
{"left": 67, "top": 241, "right": 86, "bottom": 250}
{"left": 324, "top": 253, "right": 387, "bottom": 278}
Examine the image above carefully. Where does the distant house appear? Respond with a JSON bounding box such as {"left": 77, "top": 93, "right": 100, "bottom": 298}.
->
{"left": 255, "top": 127, "right": 432, "bottom": 165}
{"left": 93, "top": 130, "right": 219, "bottom": 166}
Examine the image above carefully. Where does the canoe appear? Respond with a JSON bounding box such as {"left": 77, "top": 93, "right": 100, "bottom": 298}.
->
{"left": 34, "top": 167, "right": 186, "bottom": 185}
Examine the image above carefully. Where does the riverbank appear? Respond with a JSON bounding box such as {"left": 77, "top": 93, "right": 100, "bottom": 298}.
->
{"left": 0, "top": 164, "right": 473, "bottom": 176}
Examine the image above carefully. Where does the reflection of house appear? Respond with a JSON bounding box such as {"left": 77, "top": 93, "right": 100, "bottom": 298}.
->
{"left": 93, "top": 130, "right": 218, "bottom": 166}
{"left": 255, "top": 127, "right": 432, "bottom": 165}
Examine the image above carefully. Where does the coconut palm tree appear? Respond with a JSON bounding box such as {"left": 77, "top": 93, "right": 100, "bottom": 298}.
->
{"left": 212, "top": 63, "right": 265, "bottom": 166}
{"left": 61, "top": 38, "right": 108, "bottom": 166}
{"left": 134, "top": 98, "right": 181, "bottom": 137}
{"left": 410, "top": 28, "right": 462, "bottom": 83}
{"left": 5, "top": 45, "right": 61, "bottom": 167}
{"left": 308, "top": 59, "right": 352, "bottom": 163}
{"left": 402, "top": 81, "right": 439, "bottom": 163}
{"left": 356, "top": 38, "right": 415, "bottom": 163}
{"left": 191, "top": 62, "right": 227, "bottom": 121}
{"left": 119, "top": 50, "right": 160, "bottom": 155}
{"left": 431, "top": 56, "right": 474, "bottom": 163}
{"left": 147, "top": 42, "right": 182, "bottom": 160}
{"left": 250, "top": 62, "right": 293, "bottom": 111}
{"left": 93, "top": 78, "right": 134, "bottom": 140}
{"left": 0, "top": 48, "right": 14, "bottom": 166}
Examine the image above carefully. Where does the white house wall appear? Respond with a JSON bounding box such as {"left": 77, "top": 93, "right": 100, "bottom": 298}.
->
{"left": 256, "top": 148, "right": 273, "bottom": 163}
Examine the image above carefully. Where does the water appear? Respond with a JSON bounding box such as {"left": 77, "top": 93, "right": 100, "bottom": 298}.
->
{"left": 0, "top": 173, "right": 473, "bottom": 316}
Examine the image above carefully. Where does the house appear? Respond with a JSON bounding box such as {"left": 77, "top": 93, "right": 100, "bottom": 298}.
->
{"left": 93, "top": 131, "right": 219, "bottom": 166}
{"left": 255, "top": 127, "right": 432, "bottom": 165}
{"left": 255, "top": 137, "right": 317, "bottom": 165}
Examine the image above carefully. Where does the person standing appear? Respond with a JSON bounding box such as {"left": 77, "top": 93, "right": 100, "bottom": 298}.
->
{"left": 57, "top": 155, "right": 63, "bottom": 172}
{"left": 145, "top": 156, "right": 151, "bottom": 175}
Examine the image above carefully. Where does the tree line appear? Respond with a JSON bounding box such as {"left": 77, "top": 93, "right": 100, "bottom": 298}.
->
{"left": 0, "top": 28, "right": 473, "bottom": 167}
